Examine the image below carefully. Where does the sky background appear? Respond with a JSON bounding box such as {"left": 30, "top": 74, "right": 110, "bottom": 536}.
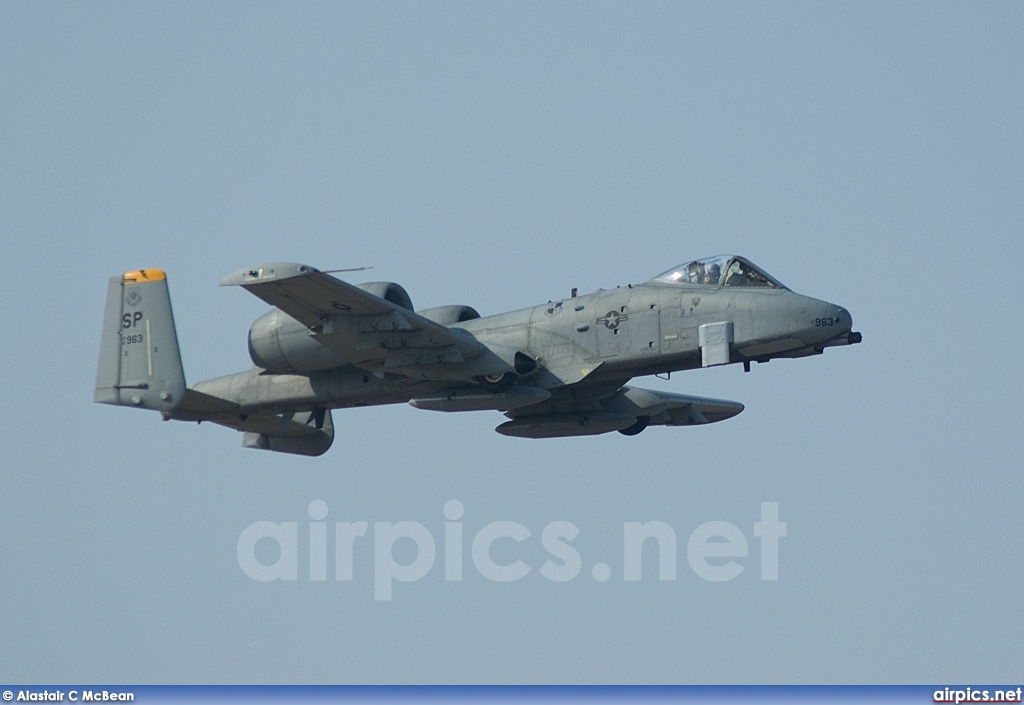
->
{"left": 1, "top": 1, "right": 1022, "bottom": 684}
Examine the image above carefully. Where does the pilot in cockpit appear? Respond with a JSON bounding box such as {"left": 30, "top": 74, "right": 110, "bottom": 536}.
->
{"left": 703, "top": 263, "right": 721, "bottom": 286}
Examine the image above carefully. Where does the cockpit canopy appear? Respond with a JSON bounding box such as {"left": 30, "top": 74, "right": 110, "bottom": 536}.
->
{"left": 653, "top": 255, "right": 786, "bottom": 289}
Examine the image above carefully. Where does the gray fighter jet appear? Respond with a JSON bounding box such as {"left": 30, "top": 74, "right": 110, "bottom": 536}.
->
{"left": 94, "top": 257, "right": 861, "bottom": 455}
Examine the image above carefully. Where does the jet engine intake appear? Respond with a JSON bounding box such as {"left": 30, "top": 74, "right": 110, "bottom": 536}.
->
{"left": 355, "top": 282, "right": 414, "bottom": 311}
{"left": 417, "top": 305, "right": 481, "bottom": 325}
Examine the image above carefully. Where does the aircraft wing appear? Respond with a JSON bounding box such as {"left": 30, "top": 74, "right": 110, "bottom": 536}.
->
{"left": 602, "top": 385, "right": 746, "bottom": 425}
{"left": 220, "top": 263, "right": 493, "bottom": 375}
{"left": 221, "top": 263, "right": 395, "bottom": 323}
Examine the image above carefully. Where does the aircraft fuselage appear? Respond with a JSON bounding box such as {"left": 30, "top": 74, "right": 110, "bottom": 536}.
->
{"left": 190, "top": 279, "right": 855, "bottom": 414}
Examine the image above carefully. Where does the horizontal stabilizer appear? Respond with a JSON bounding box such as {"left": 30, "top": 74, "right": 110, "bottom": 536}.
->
{"left": 167, "top": 390, "right": 335, "bottom": 456}
{"left": 172, "top": 388, "right": 240, "bottom": 416}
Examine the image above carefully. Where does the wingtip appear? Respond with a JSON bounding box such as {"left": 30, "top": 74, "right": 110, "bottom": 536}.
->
{"left": 219, "top": 263, "right": 319, "bottom": 286}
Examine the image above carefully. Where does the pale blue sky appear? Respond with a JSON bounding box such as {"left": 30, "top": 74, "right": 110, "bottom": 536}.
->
{"left": 1, "top": 1, "right": 1022, "bottom": 683}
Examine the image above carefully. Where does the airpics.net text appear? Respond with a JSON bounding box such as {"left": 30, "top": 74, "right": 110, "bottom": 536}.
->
{"left": 237, "top": 501, "right": 786, "bottom": 601}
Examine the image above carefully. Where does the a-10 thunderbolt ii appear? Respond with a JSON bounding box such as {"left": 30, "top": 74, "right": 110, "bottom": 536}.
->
{"left": 94, "top": 256, "right": 861, "bottom": 456}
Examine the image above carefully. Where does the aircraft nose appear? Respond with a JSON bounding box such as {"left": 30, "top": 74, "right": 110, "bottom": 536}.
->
{"left": 800, "top": 299, "right": 855, "bottom": 345}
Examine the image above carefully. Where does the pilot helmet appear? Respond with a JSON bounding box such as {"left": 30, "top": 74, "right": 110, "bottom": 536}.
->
{"left": 704, "top": 263, "right": 721, "bottom": 284}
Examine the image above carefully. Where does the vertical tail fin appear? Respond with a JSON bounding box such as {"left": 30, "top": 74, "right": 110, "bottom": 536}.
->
{"left": 94, "top": 269, "right": 186, "bottom": 412}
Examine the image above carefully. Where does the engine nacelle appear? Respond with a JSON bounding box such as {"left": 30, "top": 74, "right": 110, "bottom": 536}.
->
{"left": 355, "top": 282, "right": 414, "bottom": 311}
{"left": 247, "top": 281, "right": 416, "bottom": 373}
{"left": 248, "top": 308, "right": 345, "bottom": 372}
{"left": 417, "top": 305, "right": 481, "bottom": 325}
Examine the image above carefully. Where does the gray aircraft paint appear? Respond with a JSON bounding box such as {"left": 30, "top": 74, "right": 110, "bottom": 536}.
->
{"left": 94, "top": 269, "right": 186, "bottom": 413}
{"left": 95, "top": 257, "right": 860, "bottom": 455}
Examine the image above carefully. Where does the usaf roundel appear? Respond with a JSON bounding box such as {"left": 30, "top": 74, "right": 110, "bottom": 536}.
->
{"left": 598, "top": 310, "right": 627, "bottom": 329}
